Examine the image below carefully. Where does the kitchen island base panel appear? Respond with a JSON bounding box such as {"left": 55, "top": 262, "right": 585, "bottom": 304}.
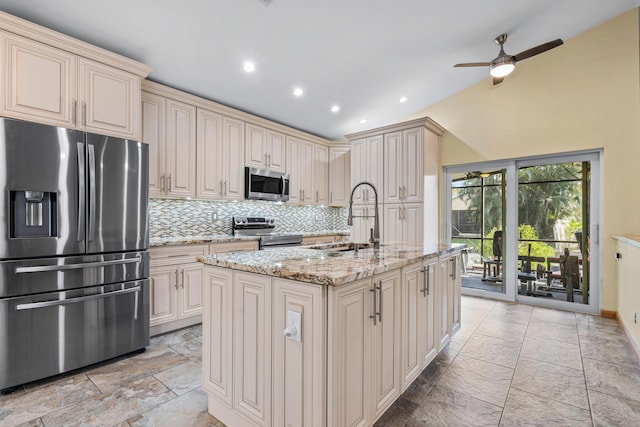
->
{"left": 201, "top": 245, "right": 463, "bottom": 427}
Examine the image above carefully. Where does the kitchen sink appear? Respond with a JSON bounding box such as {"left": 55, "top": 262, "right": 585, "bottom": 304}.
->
{"left": 309, "top": 241, "right": 374, "bottom": 252}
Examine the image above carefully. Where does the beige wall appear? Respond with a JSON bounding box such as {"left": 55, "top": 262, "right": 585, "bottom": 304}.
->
{"left": 410, "top": 9, "right": 640, "bottom": 312}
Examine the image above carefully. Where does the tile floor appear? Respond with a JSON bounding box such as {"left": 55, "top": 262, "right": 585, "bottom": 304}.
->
{"left": 1, "top": 296, "right": 639, "bottom": 426}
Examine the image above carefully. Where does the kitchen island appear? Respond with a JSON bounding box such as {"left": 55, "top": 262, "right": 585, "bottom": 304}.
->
{"left": 198, "top": 242, "right": 463, "bottom": 427}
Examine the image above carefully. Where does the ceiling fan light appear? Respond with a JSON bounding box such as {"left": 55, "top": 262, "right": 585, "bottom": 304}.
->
{"left": 490, "top": 57, "right": 515, "bottom": 78}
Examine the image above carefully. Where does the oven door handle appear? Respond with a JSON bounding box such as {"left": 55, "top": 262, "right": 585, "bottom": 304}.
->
{"left": 15, "top": 286, "right": 141, "bottom": 311}
{"left": 15, "top": 256, "right": 142, "bottom": 274}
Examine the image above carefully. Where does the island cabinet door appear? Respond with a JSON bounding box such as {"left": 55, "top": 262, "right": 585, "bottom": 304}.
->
{"left": 450, "top": 251, "right": 462, "bottom": 334}
{"left": 202, "top": 267, "right": 233, "bottom": 407}
{"left": 422, "top": 257, "right": 438, "bottom": 368}
{"left": 328, "top": 278, "right": 373, "bottom": 427}
{"left": 371, "top": 270, "right": 402, "bottom": 420}
{"left": 272, "top": 279, "right": 326, "bottom": 427}
{"left": 233, "top": 272, "right": 272, "bottom": 426}
{"left": 437, "top": 254, "right": 451, "bottom": 350}
{"left": 400, "top": 262, "right": 423, "bottom": 389}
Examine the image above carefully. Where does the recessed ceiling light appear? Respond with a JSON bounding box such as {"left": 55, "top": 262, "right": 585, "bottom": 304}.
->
{"left": 243, "top": 61, "right": 255, "bottom": 72}
{"left": 331, "top": 105, "right": 340, "bottom": 113}
{"left": 293, "top": 87, "right": 304, "bottom": 97}
{"left": 360, "top": 119, "right": 367, "bottom": 124}
{"left": 399, "top": 96, "right": 408, "bottom": 103}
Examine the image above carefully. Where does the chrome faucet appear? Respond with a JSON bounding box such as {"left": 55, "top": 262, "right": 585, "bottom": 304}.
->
{"left": 347, "top": 182, "right": 380, "bottom": 250}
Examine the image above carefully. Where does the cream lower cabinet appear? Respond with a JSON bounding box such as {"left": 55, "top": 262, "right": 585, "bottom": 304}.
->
{"left": 450, "top": 251, "right": 462, "bottom": 334}
{"left": 149, "top": 244, "right": 207, "bottom": 335}
{"left": 436, "top": 251, "right": 462, "bottom": 348}
{"left": 400, "top": 258, "right": 437, "bottom": 390}
{"left": 302, "top": 235, "right": 335, "bottom": 246}
{"left": 328, "top": 269, "right": 401, "bottom": 426}
{"left": 204, "top": 268, "right": 325, "bottom": 427}
{"left": 436, "top": 253, "right": 451, "bottom": 349}
{"left": 0, "top": 31, "right": 143, "bottom": 139}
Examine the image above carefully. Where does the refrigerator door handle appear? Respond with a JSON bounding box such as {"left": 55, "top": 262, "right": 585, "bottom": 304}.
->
{"left": 15, "top": 286, "right": 141, "bottom": 311}
{"left": 76, "top": 142, "right": 85, "bottom": 242}
{"left": 88, "top": 144, "right": 96, "bottom": 242}
{"left": 15, "top": 256, "right": 142, "bottom": 274}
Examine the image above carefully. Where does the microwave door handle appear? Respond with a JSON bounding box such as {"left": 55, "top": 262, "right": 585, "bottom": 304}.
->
{"left": 87, "top": 144, "right": 96, "bottom": 242}
{"left": 281, "top": 176, "right": 286, "bottom": 196}
{"left": 76, "top": 142, "right": 85, "bottom": 242}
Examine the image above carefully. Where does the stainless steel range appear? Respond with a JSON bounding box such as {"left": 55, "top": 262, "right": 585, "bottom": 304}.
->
{"left": 232, "top": 217, "right": 302, "bottom": 249}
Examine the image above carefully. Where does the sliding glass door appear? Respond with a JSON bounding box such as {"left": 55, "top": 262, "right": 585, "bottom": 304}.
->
{"left": 445, "top": 151, "right": 601, "bottom": 313}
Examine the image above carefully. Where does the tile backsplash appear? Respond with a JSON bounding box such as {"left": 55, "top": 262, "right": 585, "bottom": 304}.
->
{"left": 150, "top": 198, "right": 349, "bottom": 238}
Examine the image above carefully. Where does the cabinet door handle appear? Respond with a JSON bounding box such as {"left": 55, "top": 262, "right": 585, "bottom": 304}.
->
{"left": 370, "top": 284, "right": 377, "bottom": 326}
{"left": 72, "top": 99, "right": 77, "bottom": 126}
{"left": 330, "top": 191, "right": 332, "bottom": 205}
{"left": 421, "top": 266, "right": 427, "bottom": 297}
{"left": 268, "top": 154, "right": 271, "bottom": 167}
{"left": 316, "top": 191, "right": 319, "bottom": 203}
{"left": 377, "top": 281, "right": 383, "bottom": 323}
{"left": 174, "top": 269, "right": 179, "bottom": 290}
{"left": 265, "top": 154, "right": 268, "bottom": 166}
{"left": 168, "top": 175, "right": 172, "bottom": 192}
{"left": 224, "top": 180, "right": 227, "bottom": 195}
{"left": 181, "top": 269, "right": 185, "bottom": 288}
{"left": 160, "top": 175, "right": 165, "bottom": 192}
{"left": 219, "top": 180, "right": 223, "bottom": 195}
{"left": 450, "top": 257, "right": 457, "bottom": 280}
{"left": 81, "top": 101, "right": 87, "bottom": 127}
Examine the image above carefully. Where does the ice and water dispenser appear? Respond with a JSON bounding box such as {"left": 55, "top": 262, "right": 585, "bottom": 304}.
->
{"left": 10, "top": 190, "right": 57, "bottom": 238}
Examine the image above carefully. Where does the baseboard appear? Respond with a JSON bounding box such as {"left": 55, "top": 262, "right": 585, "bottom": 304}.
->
{"left": 150, "top": 315, "right": 202, "bottom": 337}
{"left": 600, "top": 309, "right": 617, "bottom": 318}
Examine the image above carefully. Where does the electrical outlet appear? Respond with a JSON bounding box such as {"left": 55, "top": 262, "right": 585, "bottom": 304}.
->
{"left": 284, "top": 310, "right": 302, "bottom": 342}
{"left": 211, "top": 211, "right": 218, "bottom": 222}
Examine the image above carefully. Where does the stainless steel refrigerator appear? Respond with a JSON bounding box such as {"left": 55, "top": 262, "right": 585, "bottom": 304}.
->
{"left": 0, "top": 118, "right": 150, "bottom": 391}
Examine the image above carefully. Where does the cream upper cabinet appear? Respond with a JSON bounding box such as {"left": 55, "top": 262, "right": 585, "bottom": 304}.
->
{"left": 197, "top": 110, "right": 245, "bottom": 201}
{"left": 0, "top": 31, "right": 142, "bottom": 139}
{"left": 286, "top": 136, "right": 302, "bottom": 204}
{"left": 313, "top": 144, "right": 329, "bottom": 205}
{"left": 350, "top": 135, "right": 383, "bottom": 204}
{"left": 300, "top": 139, "right": 314, "bottom": 204}
{"left": 384, "top": 128, "right": 424, "bottom": 204}
{"left": 144, "top": 93, "right": 197, "bottom": 198}
{"left": 196, "top": 108, "right": 224, "bottom": 199}
{"left": 142, "top": 92, "right": 166, "bottom": 197}
{"left": 165, "top": 99, "right": 197, "bottom": 198}
{"left": 222, "top": 116, "right": 245, "bottom": 200}
{"left": 77, "top": 58, "right": 140, "bottom": 139}
{"left": 245, "top": 123, "right": 285, "bottom": 172}
{"left": 329, "top": 146, "right": 350, "bottom": 207}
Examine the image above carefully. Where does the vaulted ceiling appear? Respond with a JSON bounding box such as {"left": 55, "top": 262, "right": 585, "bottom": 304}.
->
{"left": 1, "top": 0, "right": 638, "bottom": 140}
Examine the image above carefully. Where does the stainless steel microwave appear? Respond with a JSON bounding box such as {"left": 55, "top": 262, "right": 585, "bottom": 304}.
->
{"left": 244, "top": 167, "right": 290, "bottom": 202}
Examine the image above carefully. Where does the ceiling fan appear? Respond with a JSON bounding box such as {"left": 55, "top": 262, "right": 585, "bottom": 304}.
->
{"left": 454, "top": 34, "right": 563, "bottom": 85}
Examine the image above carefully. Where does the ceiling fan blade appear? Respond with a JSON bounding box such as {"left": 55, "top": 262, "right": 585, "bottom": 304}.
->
{"left": 513, "top": 39, "right": 563, "bottom": 62}
{"left": 454, "top": 62, "right": 491, "bottom": 68}
{"left": 492, "top": 76, "right": 504, "bottom": 85}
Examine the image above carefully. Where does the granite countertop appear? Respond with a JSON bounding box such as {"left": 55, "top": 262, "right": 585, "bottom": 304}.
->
{"left": 197, "top": 242, "right": 465, "bottom": 286}
{"left": 150, "top": 235, "right": 260, "bottom": 247}
{"left": 150, "top": 230, "right": 350, "bottom": 247}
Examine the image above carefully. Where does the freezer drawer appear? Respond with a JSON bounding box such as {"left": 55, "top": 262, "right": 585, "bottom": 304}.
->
{"left": 0, "top": 251, "right": 149, "bottom": 298}
{"left": 0, "top": 280, "right": 149, "bottom": 391}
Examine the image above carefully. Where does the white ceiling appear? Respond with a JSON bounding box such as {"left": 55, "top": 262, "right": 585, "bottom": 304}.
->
{"left": 0, "top": 0, "right": 638, "bottom": 140}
